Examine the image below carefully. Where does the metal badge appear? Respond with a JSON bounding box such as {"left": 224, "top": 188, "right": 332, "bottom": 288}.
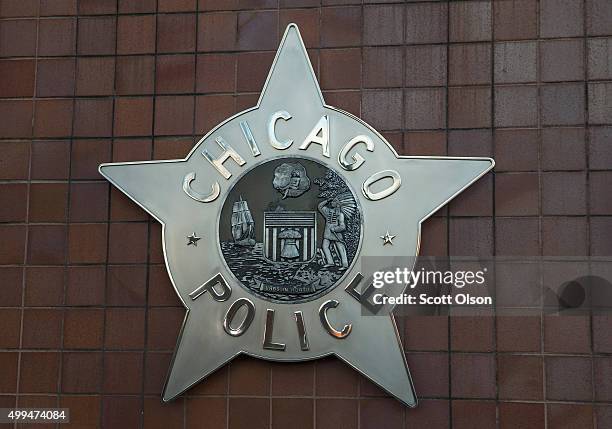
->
{"left": 99, "top": 24, "right": 494, "bottom": 407}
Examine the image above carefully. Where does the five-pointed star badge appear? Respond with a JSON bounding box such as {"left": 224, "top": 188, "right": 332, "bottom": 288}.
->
{"left": 99, "top": 24, "right": 493, "bottom": 406}
{"left": 186, "top": 232, "right": 201, "bottom": 246}
{"left": 380, "top": 231, "right": 396, "bottom": 245}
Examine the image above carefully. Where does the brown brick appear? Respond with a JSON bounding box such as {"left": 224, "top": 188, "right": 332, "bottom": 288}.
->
{"left": 594, "top": 357, "right": 612, "bottom": 401}
{"left": 0, "top": 59, "right": 35, "bottom": 97}
{"left": 494, "top": 41, "right": 537, "bottom": 83}
{"left": 27, "top": 225, "right": 67, "bottom": 264}
{"left": 546, "top": 356, "right": 593, "bottom": 401}
{"left": 0, "top": 19, "right": 37, "bottom": 57}
{"left": 33, "top": 99, "right": 73, "bottom": 138}
{"left": 316, "top": 357, "right": 358, "bottom": 396}
{"left": 198, "top": 12, "right": 237, "bottom": 52}
{"left": 0, "top": 100, "right": 33, "bottom": 138}
{"left": 452, "top": 400, "right": 496, "bottom": 428}
{"left": 499, "top": 402, "right": 545, "bottom": 429}
{"left": 363, "top": 47, "right": 402, "bottom": 88}
{"left": 114, "top": 97, "right": 154, "bottom": 137}
{"left": 197, "top": 54, "right": 236, "bottom": 93}
{"left": 591, "top": 172, "right": 612, "bottom": 214}
{"left": 494, "top": 129, "right": 539, "bottom": 172}
{"left": 107, "top": 265, "right": 147, "bottom": 306}
{"left": 102, "top": 396, "right": 141, "bottom": 429}
{"left": 19, "top": 352, "right": 60, "bottom": 393}
{"left": 0, "top": 183, "right": 27, "bottom": 222}
{"left": 589, "top": 82, "right": 612, "bottom": 125}
{"left": 195, "top": 94, "right": 234, "bottom": 134}
{"left": 364, "top": 5, "right": 403, "bottom": 46}
{"left": 155, "top": 95, "right": 195, "bottom": 136}
{"left": 0, "top": 0, "right": 38, "bottom": 17}
{"left": 451, "top": 354, "right": 496, "bottom": 398}
{"left": 40, "top": 0, "right": 77, "bottom": 16}
{"left": 542, "top": 171, "right": 587, "bottom": 215}
{"left": 405, "top": 45, "right": 447, "bottom": 87}
{"left": 68, "top": 223, "right": 108, "bottom": 264}
{"left": 74, "top": 98, "right": 113, "bottom": 138}
{"left": 229, "top": 398, "right": 269, "bottom": 429}
{"left": 62, "top": 352, "right": 103, "bottom": 393}
{"left": 105, "top": 308, "right": 146, "bottom": 349}
{"left": 119, "top": 0, "right": 156, "bottom": 13}
{"left": 28, "top": 182, "right": 68, "bottom": 222}
{"left": 540, "top": 39, "right": 584, "bottom": 82}
{"left": 542, "top": 127, "right": 586, "bottom": 170}
{"left": 158, "top": 13, "right": 197, "bottom": 53}
{"left": 25, "top": 266, "right": 64, "bottom": 307}
{"left": 237, "top": 10, "right": 278, "bottom": 51}
{"left": 496, "top": 217, "right": 540, "bottom": 256}
{"left": 272, "top": 399, "right": 313, "bottom": 429}
{"left": 588, "top": 38, "right": 612, "bottom": 80}
{"left": 449, "top": 43, "right": 491, "bottom": 85}
{"left": 64, "top": 309, "right": 104, "bottom": 349}
{"left": 76, "top": 57, "right": 115, "bottom": 96}
{"left": 77, "top": 16, "right": 116, "bottom": 55}
{"left": 495, "top": 172, "right": 539, "bottom": 216}
{"left": 320, "top": 48, "right": 361, "bottom": 90}
{"left": 405, "top": 88, "right": 446, "bottom": 130}
{"left": 321, "top": 6, "right": 361, "bottom": 48}
{"left": 0, "top": 225, "right": 26, "bottom": 264}
{"left": 117, "top": 15, "right": 156, "bottom": 55}
{"left": 548, "top": 404, "right": 594, "bottom": 429}
{"left": 360, "top": 398, "right": 403, "bottom": 429}
{"left": 594, "top": 315, "right": 612, "bottom": 353}
{"left": 495, "top": 85, "right": 538, "bottom": 127}
{"left": 449, "top": 87, "right": 491, "bottom": 129}
{"left": 159, "top": 0, "right": 197, "bottom": 12}
{"left": 71, "top": 139, "right": 111, "bottom": 179}
{"left": 494, "top": 0, "right": 538, "bottom": 40}
{"left": 116, "top": 56, "right": 155, "bottom": 95}
{"left": 540, "top": 0, "right": 584, "bottom": 38}
{"left": 449, "top": 1, "right": 492, "bottom": 42}
{"left": 542, "top": 217, "right": 588, "bottom": 256}
{"left": 79, "top": 0, "right": 116, "bottom": 14}
{"left": 103, "top": 352, "right": 143, "bottom": 394}
{"left": 22, "top": 309, "right": 63, "bottom": 349}
{"left": 39, "top": 18, "right": 76, "bottom": 56}
{"left": 147, "top": 307, "right": 183, "bottom": 350}
{"left": 499, "top": 355, "right": 543, "bottom": 399}
{"left": 449, "top": 174, "right": 493, "bottom": 216}
{"left": 362, "top": 89, "right": 403, "bottom": 131}
{"left": 316, "top": 399, "right": 358, "bottom": 429}
{"left": 587, "top": 0, "right": 612, "bottom": 36}
{"left": 451, "top": 316, "right": 495, "bottom": 352}
{"left": 406, "top": 3, "right": 448, "bottom": 44}
{"left": 405, "top": 352, "right": 448, "bottom": 398}
{"left": 542, "top": 83, "right": 585, "bottom": 126}
{"left": 186, "top": 398, "right": 226, "bottom": 429}
{"left": 450, "top": 217, "right": 493, "bottom": 256}
{"left": 65, "top": 266, "right": 106, "bottom": 306}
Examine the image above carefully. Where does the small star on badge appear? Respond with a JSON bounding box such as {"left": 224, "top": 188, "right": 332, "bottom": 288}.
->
{"left": 380, "top": 231, "right": 396, "bottom": 245}
{"left": 186, "top": 233, "right": 201, "bottom": 246}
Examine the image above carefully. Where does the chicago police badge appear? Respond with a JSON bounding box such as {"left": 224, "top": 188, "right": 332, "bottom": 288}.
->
{"left": 99, "top": 24, "right": 494, "bottom": 406}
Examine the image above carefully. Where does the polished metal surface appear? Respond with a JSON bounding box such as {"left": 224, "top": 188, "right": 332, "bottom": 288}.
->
{"left": 99, "top": 24, "right": 494, "bottom": 407}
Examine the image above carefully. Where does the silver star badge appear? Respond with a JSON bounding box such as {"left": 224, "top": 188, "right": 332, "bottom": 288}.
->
{"left": 380, "top": 231, "right": 396, "bottom": 246}
{"left": 186, "top": 232, "right": 201, "bottom": 246}
{"left": 99, "top": 24, "right": 494, "bottom": 407}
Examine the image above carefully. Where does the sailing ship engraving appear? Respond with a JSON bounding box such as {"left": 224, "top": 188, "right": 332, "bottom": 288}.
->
{"left": 231, "top": 197, "right": 256, "bottom": 246}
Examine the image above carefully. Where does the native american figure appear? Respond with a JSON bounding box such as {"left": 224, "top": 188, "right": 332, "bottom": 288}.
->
{"left": 317, "top": 192, "right": 357, "bottom": 268}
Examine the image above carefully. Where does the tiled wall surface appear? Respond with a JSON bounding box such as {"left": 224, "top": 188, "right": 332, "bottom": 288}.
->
{"left": 0, "top": 0, "right": 611, "bottom": 428}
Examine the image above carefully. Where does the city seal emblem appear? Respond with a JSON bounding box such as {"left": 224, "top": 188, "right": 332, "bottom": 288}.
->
{"left": 99, "top": 24, "right": 494, "bottom": 406}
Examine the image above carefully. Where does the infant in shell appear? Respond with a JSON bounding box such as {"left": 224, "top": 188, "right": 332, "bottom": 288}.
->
{"left": 273, "top": 162, "right": 311, "bottom": 199}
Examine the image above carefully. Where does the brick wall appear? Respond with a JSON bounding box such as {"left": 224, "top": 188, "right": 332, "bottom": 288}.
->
{"left": 0, "top": 0, "right": 611, "bottom": 428}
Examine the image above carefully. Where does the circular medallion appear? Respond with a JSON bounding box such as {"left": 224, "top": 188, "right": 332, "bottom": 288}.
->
{"left": 219, "top": 157, "right": 362, "bottom": 302}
